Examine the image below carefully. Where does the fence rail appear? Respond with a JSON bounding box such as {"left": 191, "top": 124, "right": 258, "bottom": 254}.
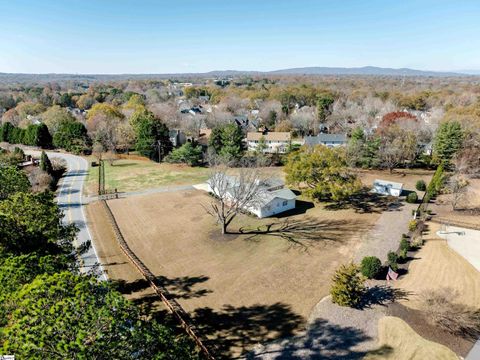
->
{"left": 100, "top": 200, "right": 215, "bottom": 360}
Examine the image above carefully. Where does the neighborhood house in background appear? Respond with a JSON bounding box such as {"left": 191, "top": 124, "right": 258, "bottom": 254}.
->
{"left": 372, "top": 179, "right": 404, "bottom": 197}
{"left": 247, "top": 131, "right": 291, "bottom": 153}
{"left": 207, "top": 176, "right": 297, "bottom": 218}
{"left": 304, "top": 133, "right": 348, "bottom": 147}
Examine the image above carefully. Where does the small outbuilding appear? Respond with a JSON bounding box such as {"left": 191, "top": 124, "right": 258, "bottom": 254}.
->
{"left": 372, "top": 179, "right": 403, "bottom": 197}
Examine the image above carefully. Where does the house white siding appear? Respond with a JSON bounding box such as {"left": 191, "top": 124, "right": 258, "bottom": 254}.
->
{"left": 247, "top": 140, "right": 289, "bottom": 153}
{"left": 257, "top": 198, "right": 295, "bottom": 218}
{"left": 206, "top": 176, "right": 296, "bottom": 218}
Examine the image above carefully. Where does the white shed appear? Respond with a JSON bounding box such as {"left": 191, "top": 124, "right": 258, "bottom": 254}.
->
{"left": 372, "top": 179, "right": 403, "bottom": 197}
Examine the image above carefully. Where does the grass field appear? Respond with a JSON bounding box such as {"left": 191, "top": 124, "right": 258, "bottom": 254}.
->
{"left": 356, "top": 168, "right": 433, "bottom": 192}
{"left": 85, "top": 165, "right": 435, "bottom": 357}
{"left": 85, "top": 157, "right": 211, "bottom": 194}
{"left": 365, "top": 316, "right": 459, "bottom": 360}
{"left": 104, "top": 189, "right": 381, "bottom": 356}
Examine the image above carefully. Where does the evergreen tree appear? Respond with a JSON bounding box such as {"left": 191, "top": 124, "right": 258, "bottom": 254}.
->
{"left": 133, "top": 110, "right": 171, "bottom": 161}
{"left": 165, "top": 142, "right": 203, "bottom": 166}
{"left": 53, "top": 120, "right": 90, "bottom": 153}
{"left": 330, "top": 263, "right": 365, "bottom": 308}
{"left": 208, "top": 124, "right": 244, "bottom": 162}
{"left": 0, "top": 165, "right": 30, "bottom": 200}
{"left": 39, "top": 151, "right": 53, "bottom": 174}
{"left": 434, "top": 121, "right": 464, "bottom": 166}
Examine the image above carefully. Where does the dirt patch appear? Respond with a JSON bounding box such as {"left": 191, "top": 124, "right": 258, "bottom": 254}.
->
{"left": 386, "top": 303, "right": 474, "bottom": 357}
{"left": 106, "top": 189, "right": 379, "bottom": 357}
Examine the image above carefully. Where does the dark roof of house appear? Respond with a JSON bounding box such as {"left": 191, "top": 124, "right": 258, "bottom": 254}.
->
{"left": 304, "top": 133, "right": 347, "bottom": 146}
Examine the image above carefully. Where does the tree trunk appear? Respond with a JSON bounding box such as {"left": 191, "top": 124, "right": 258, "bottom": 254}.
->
{"left": 221, "top": 221, "right": 228, "bottom": 235}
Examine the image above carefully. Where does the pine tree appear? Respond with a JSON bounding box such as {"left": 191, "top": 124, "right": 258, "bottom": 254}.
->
{"left": 433, "top": 121, "right": 464, "bottom": 166}
{"left": 330, "top": 263, "right": 365, "bottom": 307}
{"left": 39, "top": 151, "right": 53, "bottom": 175}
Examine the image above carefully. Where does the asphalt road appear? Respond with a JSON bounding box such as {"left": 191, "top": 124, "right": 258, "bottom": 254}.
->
{"left": 31, "top": 151, "right": 107, "bottom": 280}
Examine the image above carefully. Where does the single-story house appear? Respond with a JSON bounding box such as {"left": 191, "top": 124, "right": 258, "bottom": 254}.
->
{"left": 304, "top": 133, "right": 348, "bottom": 148}
{"left": 206, "top": 176, "right": 296, "bottom": 218}
{"left": 372, "top": 179, "right": 403, "bottom": 197}
{"left": 246, "top": 132, "right": 291, "bottom": 153}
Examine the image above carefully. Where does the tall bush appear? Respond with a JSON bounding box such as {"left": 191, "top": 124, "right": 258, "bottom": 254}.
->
{"left": 330, "top": 263, "right": 365, "bottom": 307}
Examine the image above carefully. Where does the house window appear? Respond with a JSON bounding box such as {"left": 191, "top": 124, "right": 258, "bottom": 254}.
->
{"left": 282, "top": 201, "right": 288, "bottom": 206}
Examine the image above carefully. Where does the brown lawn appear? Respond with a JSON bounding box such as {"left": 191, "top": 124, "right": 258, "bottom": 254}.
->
{"left": 356, "top": 168, "right": 434, "bottom": 191}
{"left": 432, "top": 178, "right": 480, "bottom": 227}
{"left": 394, "top": 222, "right": 480, "bottom": 310}
{"left": 104, "top": 189, "right": 379, "bottom": 356}
{"left": 365, "top": 316, "right": 458, "bottom": 360}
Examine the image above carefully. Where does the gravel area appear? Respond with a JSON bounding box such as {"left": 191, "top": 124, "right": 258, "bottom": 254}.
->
{"left": 354, "top": 202, "right": 417, "bottom": 262}
{"left": 248, "top": 287, "right": 389, "bottom": 360}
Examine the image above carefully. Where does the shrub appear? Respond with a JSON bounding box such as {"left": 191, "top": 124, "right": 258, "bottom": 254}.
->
{"left": 416, "top": 180, "right": 426, "bottom": 191}
{"left": 411, "top": 236, "right": 424, "bottom": 248}
{"left": 330, "top": 263, "right": 365, "bottom": 308}
{"left": 406, "top": 192, "right": 418, "bottom": 203}
{"left": 408, "top": 220, "right": 418, "bottom": 232}
{"left": 360, "top": 256, "right": 382, "bottom": 279}
{"left": 165, "top": 142, "right": 203, "bottom": 166}
{"left": 399, "top": 238, "right": 410, "bottom": 259}
{"left": 387, "top": 251, "right": 398, "bottom": 271}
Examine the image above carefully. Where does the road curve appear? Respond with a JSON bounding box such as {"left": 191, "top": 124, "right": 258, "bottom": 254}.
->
{"left": 30, "top": 151, "right": 107, "bottom": 280}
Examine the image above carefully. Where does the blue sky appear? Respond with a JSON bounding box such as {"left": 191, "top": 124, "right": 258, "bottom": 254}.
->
{"left": 1, "top": 0, "right": 479, "bottom": 74}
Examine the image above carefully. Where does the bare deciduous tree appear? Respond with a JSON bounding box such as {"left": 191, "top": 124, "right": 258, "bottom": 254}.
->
{"left": 378, "top": 125, "right": 418, "bottom": 172}
{"left": 204, "top": 164, "right": 265, "bottom": 235}
{"left": 446, "top": 175, "right": 469, "bottom": 210}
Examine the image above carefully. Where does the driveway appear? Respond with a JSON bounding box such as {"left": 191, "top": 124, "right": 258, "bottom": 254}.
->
{"left": 28, "top": 150, "right": 106, "bottom": 280}
{"left": 437, "top": 225, "right": 480, "bottom": 272}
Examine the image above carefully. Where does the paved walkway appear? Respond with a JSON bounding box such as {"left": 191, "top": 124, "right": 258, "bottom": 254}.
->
{"left": 437, "top": 225, "right": 480, "bottom": 272}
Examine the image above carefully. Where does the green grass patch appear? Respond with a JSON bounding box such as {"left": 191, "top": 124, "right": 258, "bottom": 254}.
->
{"left": 85, "top": 158, "right": 210, "bottom": 194}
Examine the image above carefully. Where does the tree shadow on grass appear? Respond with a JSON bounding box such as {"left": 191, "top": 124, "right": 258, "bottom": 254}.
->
{"left": 247, "top": 317, "right": 394, "bottom": 360}
{"left": 325, "top": 189, "right": 404, "bottom": 214}
{"left": 112, "top": 274, "right": 212, "bottom": 301}
{"left": 232, "top": 218, "right": 371, "bottom": 251}
{"left": 359, "top": 285, "right": 411, "bottom": 309}
{"left": 190, "top": 303, "right": 304, "bottom": 359}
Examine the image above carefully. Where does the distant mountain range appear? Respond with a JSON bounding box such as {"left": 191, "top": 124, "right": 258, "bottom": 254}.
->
{"left": 267, "top": 66, "right": 469, "bottom": 77}
{"left": 0, "top": 66, "right": 477, "bottom": 83}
